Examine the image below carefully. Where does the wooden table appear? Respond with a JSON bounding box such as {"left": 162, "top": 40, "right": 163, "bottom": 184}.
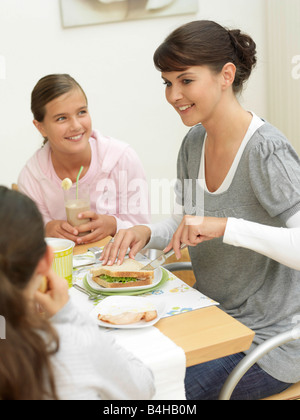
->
{"left": 74, "top": 240, "right": 255, "bottom": 368}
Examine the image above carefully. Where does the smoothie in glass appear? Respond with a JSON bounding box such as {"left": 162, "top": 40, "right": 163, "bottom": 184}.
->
{"left": 64, "top": 184, "right": 91, "bottom": 236}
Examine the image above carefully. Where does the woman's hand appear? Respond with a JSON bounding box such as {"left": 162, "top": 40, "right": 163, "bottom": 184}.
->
{"left": 45, "top": 220, "right": 80, "bottom": 241}
{"left": 34, "top": 269, "right": 69, "bottom": 318}
{"left": 45, "top": 213, "right": 117, "bottom": 245}
{"left": 100, "top": 225, "right": 152, "bottom": 266}
{"left": 164, "top": 216, "right": 228, "bottom": 259}
{"left": 75, "top": 212, "right": 117, "bottom": 245}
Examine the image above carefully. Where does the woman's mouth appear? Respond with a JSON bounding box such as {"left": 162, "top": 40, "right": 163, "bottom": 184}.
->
{"left": 178, "top": 104, "right": 195, "bottom": 113}
{"left": 65, "top": 133, "right": 84, "bottom": 142}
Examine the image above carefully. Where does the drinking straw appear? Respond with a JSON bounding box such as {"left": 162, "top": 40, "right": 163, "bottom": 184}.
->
{"left": 76, "top": 166, "right": 84, "bottom": 199}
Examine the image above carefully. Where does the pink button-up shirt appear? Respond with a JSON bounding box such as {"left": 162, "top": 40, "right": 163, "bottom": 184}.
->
{"left": 18, "top": 130, "right": 150, "bottom": 231}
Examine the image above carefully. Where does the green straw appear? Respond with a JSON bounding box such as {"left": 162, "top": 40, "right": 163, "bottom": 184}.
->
{"left": 76, "top": 166, "right": 84, "bottom": 199}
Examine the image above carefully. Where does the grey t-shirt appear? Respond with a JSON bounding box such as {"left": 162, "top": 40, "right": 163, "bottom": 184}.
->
{"left": 176, "top": 121, "right": 300, "bottom": 383}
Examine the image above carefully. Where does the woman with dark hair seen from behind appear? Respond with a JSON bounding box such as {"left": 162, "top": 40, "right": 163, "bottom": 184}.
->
{"left": 0, "top": 186, "right": 154, "bottom": 400}
{"left": 18, "top": 74, "right": 150, "bottom": 245}
{"left": 101, "top": 20, "right": 300, "bottom": 399}
{"left": 0, "top": 187, "right": 59, "bottom": 400}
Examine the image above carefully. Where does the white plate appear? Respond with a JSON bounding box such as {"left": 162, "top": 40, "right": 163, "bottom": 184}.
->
{"left": 86, "top": 267, "right": 162, "bottom": 292}
{"left": 73, "top": 248, "right": 132, "bottom": 268}
{"left": 90, "top": 296, "right": 165, "bottom": 329}
{"left": 73, "top": 253, "right": 97, "bottom": 268}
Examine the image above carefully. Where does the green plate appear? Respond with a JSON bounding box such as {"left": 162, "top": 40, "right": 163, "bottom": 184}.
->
{"left": 83, "top": 267, "right": 169, "bottom": 296}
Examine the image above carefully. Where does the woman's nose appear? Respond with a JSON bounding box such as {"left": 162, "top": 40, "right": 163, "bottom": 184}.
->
{"left": 166, "top": 85, "right": 184, "bottom": 104}
{"left": 69, "top": 117, "right": 82, "bottom": 131}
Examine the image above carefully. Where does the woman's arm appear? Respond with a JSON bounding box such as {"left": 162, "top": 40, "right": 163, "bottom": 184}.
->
{"left": 224, "top": 217, "right": 300, "bottom": 271}
{"left": 166, "top": 215, "right": 300, "bottom": 271}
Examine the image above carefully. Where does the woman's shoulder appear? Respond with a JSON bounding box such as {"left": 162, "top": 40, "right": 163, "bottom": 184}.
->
{"left": 18, "top": 143, "right": 51, "bottom": 180}
{"left": 91, "top": 129, "right": 129, "bottom": 151}
{"left": 245, "top": 121, "right": 300, "bottom": 179}
{"left": 178, "top": 124, "right": 206, "bottom": 156}
{"left": 51, "top": 300, "right": 103, "bottom": 344}
{"left": 90, "top": 129, "right": 144, "bottom": 172}
{"left": 183, "top": 124, "right": 206, "bottom": 143}
{"left": 248, "top": 122, "right": 296, "bottom": 156}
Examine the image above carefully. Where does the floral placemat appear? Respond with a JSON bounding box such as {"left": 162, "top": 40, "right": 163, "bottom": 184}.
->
{"left": 72, "top": 253, "right": 219, "bottom": 319}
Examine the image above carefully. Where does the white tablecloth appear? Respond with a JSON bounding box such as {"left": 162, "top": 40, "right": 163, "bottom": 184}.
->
{"left": 70, "top": 253, "right": 218, "bottom": 400}
{"left": 108, "top": 327, "right": 186, "bottom": 400}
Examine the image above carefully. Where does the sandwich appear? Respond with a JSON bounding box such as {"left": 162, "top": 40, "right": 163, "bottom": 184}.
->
{"left": 90, "top": 259, "right": 154, "bottom": 289}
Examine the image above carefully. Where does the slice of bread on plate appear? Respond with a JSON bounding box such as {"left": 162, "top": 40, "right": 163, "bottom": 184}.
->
{"left": 90, "top": 259, "right": 154, "bottom": 289}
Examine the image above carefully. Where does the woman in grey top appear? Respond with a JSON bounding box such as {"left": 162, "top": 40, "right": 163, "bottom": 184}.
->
{"left": 101, "top": 20, "right": 300, "bottom": 400}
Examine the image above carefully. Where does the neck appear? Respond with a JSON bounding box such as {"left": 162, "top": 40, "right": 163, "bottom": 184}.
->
{"left": 203, "top": 95, "right": 252, "bottom": 150}
{"left": 51, "top": 145, "right": 92, "bottom": 182}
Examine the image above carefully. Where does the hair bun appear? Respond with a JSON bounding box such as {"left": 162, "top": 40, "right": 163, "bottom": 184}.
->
{"left": 228, "top": 29, "right": 257, "bottom": 89}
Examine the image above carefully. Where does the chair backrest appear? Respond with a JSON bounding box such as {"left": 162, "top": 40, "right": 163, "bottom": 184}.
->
{"left": 11, "top": 183, "right": 18, "bottom": 191}
{"left": 219, "top": 327, "right": 300, "bottom": 400}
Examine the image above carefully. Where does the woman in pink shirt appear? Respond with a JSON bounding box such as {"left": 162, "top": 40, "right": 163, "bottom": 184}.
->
{"left": 18, "top": 74, "right": 150, "bottom": 244}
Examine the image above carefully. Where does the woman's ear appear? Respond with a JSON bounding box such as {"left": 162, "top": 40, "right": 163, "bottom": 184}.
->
{"left": 221, "top": 62, "right": 236, "bottom": 89}
{"left": 33, "top": 119, "right": 47, "bottom": 138}
{"left": 36, "top": 245, "right": 54, "bottom": 276}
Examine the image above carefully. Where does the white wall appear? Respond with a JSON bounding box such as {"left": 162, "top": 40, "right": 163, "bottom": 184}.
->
{"left": 0, "top": 0, "right": 267, "bottom": 221}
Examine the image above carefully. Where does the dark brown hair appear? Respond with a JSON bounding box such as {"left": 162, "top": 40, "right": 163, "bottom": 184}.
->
{"left": 31, "top": 73, "right": 87, "bottom": 122}
{"left": 0, "top": 187, "right": 59, "bottom": 400}
{"left": 153, "top": 20, "right": 257, "bottom": 94}
{"left": 31, "top": 74, "right": 87, "bottom": 144}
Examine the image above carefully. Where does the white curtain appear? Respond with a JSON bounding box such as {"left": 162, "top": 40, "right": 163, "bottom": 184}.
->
{"left": 267, "top": 0, "right": 300, "bottom": 154}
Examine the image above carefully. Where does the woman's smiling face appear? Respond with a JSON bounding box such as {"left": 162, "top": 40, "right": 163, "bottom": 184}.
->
{"left": 162, "top": 66, "right": 224, "bottom": 127}
{"left": 34, "top": 88, "right": 92, "bottom": 156}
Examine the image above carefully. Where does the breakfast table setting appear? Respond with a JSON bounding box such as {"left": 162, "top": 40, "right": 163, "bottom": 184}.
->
{"left": 54, "top": 239, "right": 254, "bottom": 401}
{"left": 69, "top": 245, "right": 219, "bottom": 400}
{"left": 41, "top": 174, "right": 254, "bottom": 400}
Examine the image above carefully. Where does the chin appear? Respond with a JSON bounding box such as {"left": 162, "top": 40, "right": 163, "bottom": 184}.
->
{"left": 181, "top": 118, "right": 200, "bottom": 127}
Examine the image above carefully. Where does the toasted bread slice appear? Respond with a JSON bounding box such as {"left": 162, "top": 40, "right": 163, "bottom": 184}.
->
{"left": 90, "top": 259, "right": 154, "bottom": 280}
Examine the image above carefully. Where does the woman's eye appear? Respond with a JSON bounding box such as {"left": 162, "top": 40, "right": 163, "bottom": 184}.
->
{"left": 183, "top": 79, "right": 193, "bottom": 85}
{"left": 163, "top": 81, "right": 172, "bottom": 87}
